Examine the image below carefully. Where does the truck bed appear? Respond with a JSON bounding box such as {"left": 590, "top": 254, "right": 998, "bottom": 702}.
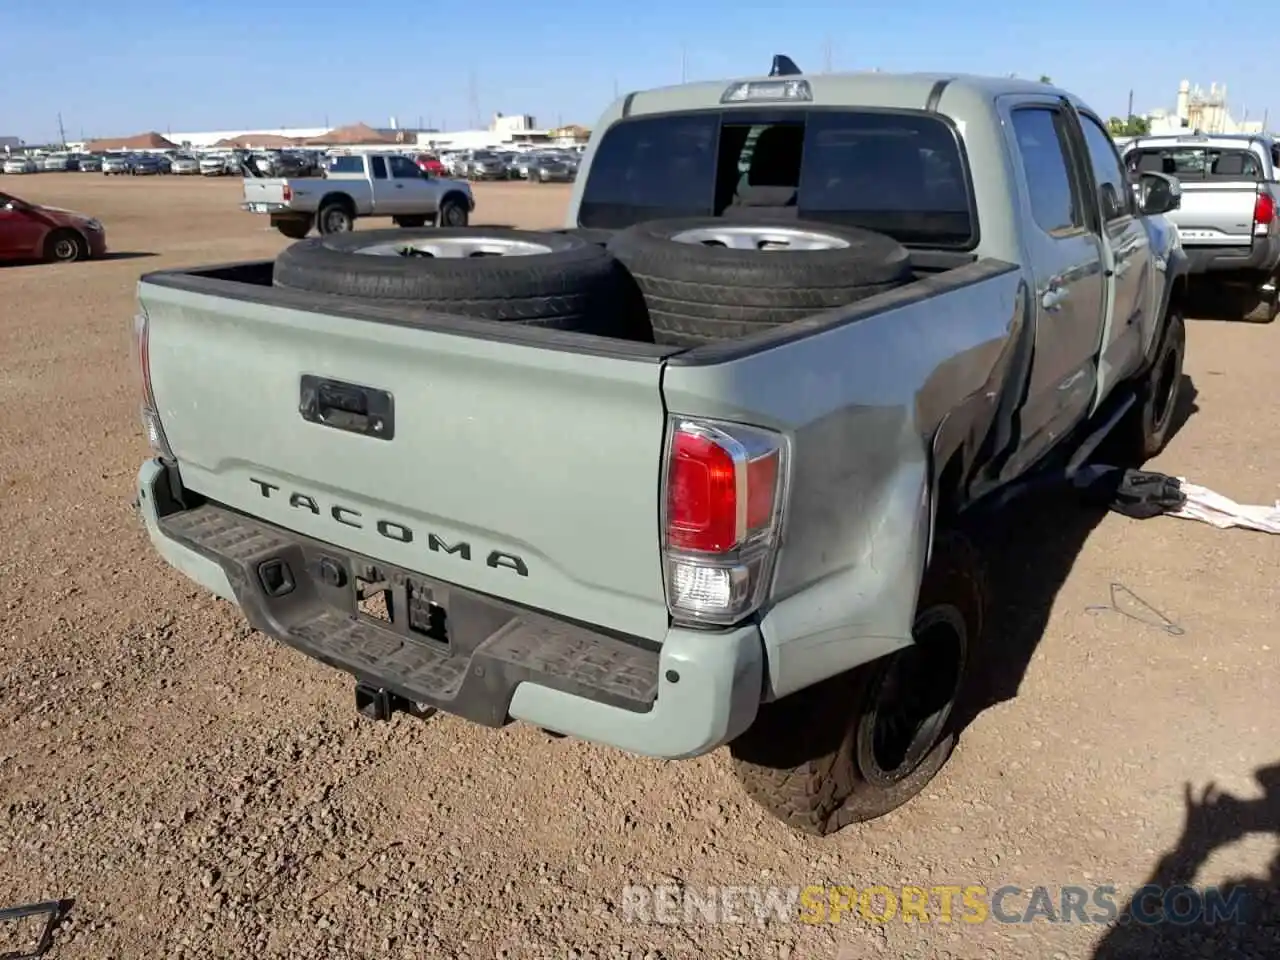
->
{"left": 138, "top": 252, "right": 1022, "bottom": 652}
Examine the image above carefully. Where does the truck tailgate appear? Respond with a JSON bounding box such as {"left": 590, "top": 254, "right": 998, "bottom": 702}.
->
{"left": 1171, "top": 182, "right": 1259, "bottom": 246}
{"left": 140, "top": 282, "right": 672, "bottom": 642}
{"left": 242, "top": 179, "right": 290, "bottom": 206}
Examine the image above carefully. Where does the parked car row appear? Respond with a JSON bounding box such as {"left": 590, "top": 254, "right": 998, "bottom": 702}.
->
{"left": 438, "top": 147, "right": 582, "bottom": 182}
{"left": 2, "top": 148, "right": 328, "bottom": 178}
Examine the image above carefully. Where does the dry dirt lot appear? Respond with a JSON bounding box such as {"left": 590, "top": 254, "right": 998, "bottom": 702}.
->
{"left": 0, "top": 173, "right": 1277, "bottom": 960}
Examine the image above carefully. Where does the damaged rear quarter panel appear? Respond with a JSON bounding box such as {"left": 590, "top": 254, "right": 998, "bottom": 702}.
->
{"left": 660, "top": 263, "right": 1025, "bottom": 699}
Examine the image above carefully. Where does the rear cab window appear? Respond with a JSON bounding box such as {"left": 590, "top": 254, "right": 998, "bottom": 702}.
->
{"left": 579, "top": 109, "right": 976, "bottom": 248}
{"left": 1124, "top": 146, "right": 1265, "bottom": 181}
{"left": 326, "top": 156, "right": 364, "bottom": 175}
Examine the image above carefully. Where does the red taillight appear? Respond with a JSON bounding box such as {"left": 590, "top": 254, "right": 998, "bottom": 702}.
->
{"left": 282, "top": 184, "right": 293, "bottom": 202}
{"left": 662, "top": 418, "right": 788, "bottom": 626}
{"left": 667, "top": 431, "right": 739, "bottom": 553}
{"left": 1255, "top": 192, "right": 1275, "bottom": 226}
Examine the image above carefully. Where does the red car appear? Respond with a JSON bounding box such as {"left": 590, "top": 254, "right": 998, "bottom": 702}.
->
{"left": 0, "top": 191, "right": 107, "bottom": 263}
{"left": 414, "top": 154, "right": 446, "bottom": 176}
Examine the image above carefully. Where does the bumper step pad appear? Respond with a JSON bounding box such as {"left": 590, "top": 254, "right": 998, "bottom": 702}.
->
{"left": 158, "top": 504, "right": 659, "bottom": 725}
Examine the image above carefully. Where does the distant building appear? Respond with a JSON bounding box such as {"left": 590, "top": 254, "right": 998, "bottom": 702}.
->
{"left": 0, "top": 135, "right": 21, "bottom": 151}
{"left": 76, "top": 111, "right": 562, "bottom": 155}
{"left": 156, "top": 127, "right": 331, "bottom": 148}
{"left": 549, "top": 124, "right": 590, "bottom": 145}
{"left": 1145, "top": 80, "right": 1266, "bottom": 136}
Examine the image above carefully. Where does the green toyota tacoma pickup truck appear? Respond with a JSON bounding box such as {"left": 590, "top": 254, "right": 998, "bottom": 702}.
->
{"left": 132, "top": 60, "right": 1188, "bottom": 836}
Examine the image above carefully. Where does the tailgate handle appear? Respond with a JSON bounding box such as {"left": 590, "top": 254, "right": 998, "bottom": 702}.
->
{"left": 299, "top": 375, "right": 395, "bottom": 440}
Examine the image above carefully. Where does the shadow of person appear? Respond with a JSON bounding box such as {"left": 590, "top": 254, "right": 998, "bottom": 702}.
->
{"left": 952, "top": 374, "right": 1200, "bottom": 737}
{"left": 1091, "top": 763, "right": 1280, "bottom": 959}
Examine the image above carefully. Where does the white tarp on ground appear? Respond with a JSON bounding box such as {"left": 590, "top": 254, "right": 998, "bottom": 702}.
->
{"left": 1168, "top": 481, "right": 1280, "bottom": 534}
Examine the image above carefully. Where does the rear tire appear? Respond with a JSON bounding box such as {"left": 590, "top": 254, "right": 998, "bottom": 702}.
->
{"left": 1239, "top": 285, "right": 1279, "bottom": 323}
{"left": 607, "top": 217, "right": 913, "bottom": 347}
{"left": 274, "top": 217, "right": 313, "bottom": 240}
{"left": 730, "top": 532, "right": 985, "bottom": 836}
{"left": 273, "top": 227, "right": 640, "bottom": 333}
{"left": 316, "top": 201, "right": 354, "bottom": 235}
{"left": 1116, "top": 310, "right": 1185, "bottom": 463}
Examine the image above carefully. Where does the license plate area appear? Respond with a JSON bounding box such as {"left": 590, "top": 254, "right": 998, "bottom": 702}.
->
{"left": 349, "top": 560, "right": 451, "bottom": 652}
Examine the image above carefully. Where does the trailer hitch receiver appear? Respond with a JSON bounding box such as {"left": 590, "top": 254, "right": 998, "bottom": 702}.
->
{"left": 354, "top": 683, "right": 435, "bottom": 722}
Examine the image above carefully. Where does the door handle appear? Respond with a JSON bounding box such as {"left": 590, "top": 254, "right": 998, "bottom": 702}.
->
{"left": 1042, "top": 287, "right": 1069, "bottom": 311}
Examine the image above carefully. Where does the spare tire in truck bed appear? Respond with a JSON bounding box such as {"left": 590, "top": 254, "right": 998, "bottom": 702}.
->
{"left": 606, "top": 218, "right": 913, "bottom": 347}
{"left": 273, "top": 227, "right": 635, "bottom": 332}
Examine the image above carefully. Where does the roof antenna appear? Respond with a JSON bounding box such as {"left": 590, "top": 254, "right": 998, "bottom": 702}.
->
{"left": 770, "top": 55, "right": 802, "bottom": 77}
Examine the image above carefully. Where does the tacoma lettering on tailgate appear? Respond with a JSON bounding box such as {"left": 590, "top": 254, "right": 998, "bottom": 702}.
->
{"left": 249, "top": 477, "right": 529, "bottom": 576}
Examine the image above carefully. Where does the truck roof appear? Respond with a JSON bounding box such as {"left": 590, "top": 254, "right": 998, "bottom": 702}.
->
{"left": 1128, "top": 132, "right": 1276, "bottom": 149}
{"left": 617, "top": 70, "right": 1078, "bottom": 119}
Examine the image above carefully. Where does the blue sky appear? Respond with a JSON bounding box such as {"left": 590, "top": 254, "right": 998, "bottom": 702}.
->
{"left": 1, "top": 0, "right": 1270, "bottom": 143}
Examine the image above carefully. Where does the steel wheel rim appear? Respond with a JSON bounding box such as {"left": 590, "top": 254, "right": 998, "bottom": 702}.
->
{"left": 325, "top": 209, "right": 351, "bottom": 233}
{"left": 671, "top": 224, "right": 850, "bottom": 251}
{"left": 855, "top": 606, "right": 966, "bottom": 788}
{"left": 53, "top": 239, "right": 78, "bottom": 261}
{"left": 359, "top": 235, "right": 548, "bottom": 259}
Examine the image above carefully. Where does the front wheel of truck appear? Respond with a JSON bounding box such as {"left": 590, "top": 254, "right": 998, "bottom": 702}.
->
{"left": 729, "top": 532, "right": 985, "bottom": 837}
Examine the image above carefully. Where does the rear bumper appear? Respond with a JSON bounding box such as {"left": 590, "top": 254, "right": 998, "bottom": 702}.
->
{"left": 137, "top": 459, "right": 762, "bottom": 760}
{"left": 241, "top": 201, "right": 290, "bottom": 214}
{"left": 1182, "top": 236, "right": 1280, "bottom": 276}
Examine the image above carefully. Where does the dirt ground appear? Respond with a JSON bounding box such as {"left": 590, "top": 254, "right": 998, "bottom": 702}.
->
{"left": 0, "top": 173, "right": 1276, "bottom": 960}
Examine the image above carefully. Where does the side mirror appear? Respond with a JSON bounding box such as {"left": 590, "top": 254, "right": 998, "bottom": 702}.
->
{"left": 1137, "top": 171, "right": 1181, "bottom": 216}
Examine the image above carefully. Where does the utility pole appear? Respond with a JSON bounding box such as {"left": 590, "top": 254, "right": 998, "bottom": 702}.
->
{"left": 1264, "top": 108, "right": 1270, "bottom": 132}
{"left": 468, "top": 70, "right": 481, "bottom": 129}
{"left": 1126, "top": 89, "right": 1134, "bottom": 125}
{"left": 57, "top": 112, "right": 67, "bottom": 148}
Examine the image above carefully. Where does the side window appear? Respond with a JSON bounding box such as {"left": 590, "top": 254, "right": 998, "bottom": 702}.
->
{"left": 369, "top": 156, "right": 387, "bottom": 180}
{"left": 1078, "top": 114, "right": 1132, "bottom": 221}
{"left": 1010, "top": 108, "right": 1082, "bottom": 235}
{"left": 388, "top": 155, "right": 420, "bottom": 179}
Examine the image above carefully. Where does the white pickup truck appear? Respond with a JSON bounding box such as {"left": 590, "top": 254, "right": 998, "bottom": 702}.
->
{"left": 241, "top": 152, "right": 475, "bottom": 240}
